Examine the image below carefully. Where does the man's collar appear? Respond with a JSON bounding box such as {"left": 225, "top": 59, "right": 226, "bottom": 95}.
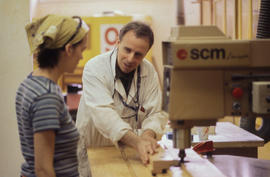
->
{"left": 110, "top": 48, "right": 118, "bottom": 79}
{"left": 115, "top": 59, "right": 135, "bottom": 79}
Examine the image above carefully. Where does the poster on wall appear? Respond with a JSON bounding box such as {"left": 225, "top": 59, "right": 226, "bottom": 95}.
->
{"left": 100, "top": 24, "right": 124, "bottom": 53}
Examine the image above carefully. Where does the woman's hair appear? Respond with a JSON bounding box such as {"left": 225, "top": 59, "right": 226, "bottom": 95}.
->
{"left": 119, "top": 21, "right": 154, "bottom": 49}
{"left": 32, "top": 15, "right": 88, "bottom": 69}
{"left": 36, "top": 38, "right": 83, "bottom": 69}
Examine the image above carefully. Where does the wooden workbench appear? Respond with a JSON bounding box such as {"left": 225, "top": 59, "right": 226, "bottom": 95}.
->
{"left": 87, "top": 122, "right": 264, "bottom": 177}
{"left": 193, "top": 122, "right": 264, "bottom": 158}
{"left": 87, "top": 147, "right": 226, "bottom": 177}
{"left": 163, "top": 122, "right": 264, "bottom": 158}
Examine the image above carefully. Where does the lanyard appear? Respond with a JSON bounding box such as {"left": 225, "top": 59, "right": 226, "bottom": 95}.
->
{"left": 110, "top": 49, "right": 141, "bottom": 122}
{"left": 118, "top": 66, "right": 141, "bottom": 122}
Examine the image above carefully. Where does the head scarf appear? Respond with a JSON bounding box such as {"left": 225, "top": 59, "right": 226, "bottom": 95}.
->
{"left": 25, "top": 14, "right": 89, "bottom": 54}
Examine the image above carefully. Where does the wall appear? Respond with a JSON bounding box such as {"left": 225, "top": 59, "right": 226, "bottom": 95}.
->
{"left": 0, "top": 1, "right": 199, "bottom": 175}
{"left": 34, "top": 0, "right": 177, "bottom": 85}
{"left": 0, "top": 0, "right": 31, "bottom": 176}
{"left": 33, "top": 0, "right": 201, "bottom": 85}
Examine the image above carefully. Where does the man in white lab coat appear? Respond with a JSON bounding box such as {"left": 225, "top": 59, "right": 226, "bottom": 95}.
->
{"left": 76, "top": 21, "right": 168, "bottom": 177}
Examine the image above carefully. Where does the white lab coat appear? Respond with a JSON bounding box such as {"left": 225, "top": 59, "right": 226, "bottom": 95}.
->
{"left": 76, "top": 49, "right": 168, "bottom": 177}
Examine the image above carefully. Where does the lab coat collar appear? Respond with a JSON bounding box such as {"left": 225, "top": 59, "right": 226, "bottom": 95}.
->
{"left": 110, "top": 49, "right": 126, "bottom": 100}
{"left": 110, "top": 48, "right": 117, "bottom": 79}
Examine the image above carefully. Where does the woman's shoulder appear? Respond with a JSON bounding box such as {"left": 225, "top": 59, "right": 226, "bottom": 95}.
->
{"left": 23, "top": 75, "right": 62, "bottom": 97}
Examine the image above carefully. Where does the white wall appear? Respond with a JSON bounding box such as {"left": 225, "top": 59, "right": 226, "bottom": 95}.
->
{"left": 0, "top": 0, "right": 31, "bottom": 176}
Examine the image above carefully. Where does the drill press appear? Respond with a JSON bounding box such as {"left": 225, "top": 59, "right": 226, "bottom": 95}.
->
{"left": 161, "top": 25, "right": 270, "bottom": 164}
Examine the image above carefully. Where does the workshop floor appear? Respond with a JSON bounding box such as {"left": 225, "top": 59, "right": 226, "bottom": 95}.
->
{"left": 219, "top": 116, "right": 270, "bottom": 160}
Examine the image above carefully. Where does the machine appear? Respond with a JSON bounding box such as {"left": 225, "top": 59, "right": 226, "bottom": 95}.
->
{"left": 162, "top": 25, "right": 270, "bottom": 162}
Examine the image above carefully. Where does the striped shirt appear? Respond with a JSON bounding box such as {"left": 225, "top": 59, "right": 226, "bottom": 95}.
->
{"left": 16, "top": 74, "right": 79, "bottom": 177}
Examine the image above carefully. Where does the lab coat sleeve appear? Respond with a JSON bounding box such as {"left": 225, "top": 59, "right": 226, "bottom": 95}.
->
{"left": 82, "top": 66, "right": 132, "bottom": 147}
{"left": 141, "top": 68, "right": 168, "bottom": 140}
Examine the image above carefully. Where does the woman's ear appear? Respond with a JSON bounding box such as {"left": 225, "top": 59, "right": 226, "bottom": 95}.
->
{"left": 64, "top": 43, "right": 73, "bottom": 56}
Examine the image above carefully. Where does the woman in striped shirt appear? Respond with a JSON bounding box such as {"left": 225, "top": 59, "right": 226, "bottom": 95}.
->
{"left": 15, "top": 14, "right": 89, "bottom": 177}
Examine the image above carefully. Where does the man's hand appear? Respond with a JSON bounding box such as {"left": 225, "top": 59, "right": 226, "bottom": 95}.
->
{"left": 141, "top": 129, "right": 159, "bottom": 152}
{"left": 135, "top": 138, "right": 156, "bottom": 164}
{"left": 120, "top": 130, "right": 159, "bottom": 165}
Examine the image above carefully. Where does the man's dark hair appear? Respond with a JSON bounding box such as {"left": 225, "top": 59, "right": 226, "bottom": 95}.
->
{"left": 36, "top": 38, "right": 83, "bottom": 69}
{"left": 119, "top": 21, "right": 154, "bottom": 49}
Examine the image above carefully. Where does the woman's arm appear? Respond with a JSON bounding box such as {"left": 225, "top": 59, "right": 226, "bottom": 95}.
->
{"left": 34, "top": 130, "right": 56, "bottom": 177}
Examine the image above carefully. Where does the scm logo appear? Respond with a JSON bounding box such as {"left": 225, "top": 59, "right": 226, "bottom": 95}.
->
{"left": 177, "top": 48, "right": 226, "bottom": 60}
{"left": 177, "top": 49, "right": 188, "bottom": 60}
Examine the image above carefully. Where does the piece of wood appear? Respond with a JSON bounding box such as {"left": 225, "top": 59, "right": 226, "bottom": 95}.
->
{"left": 87, "top": 146, "right": 227, "bottom": 177}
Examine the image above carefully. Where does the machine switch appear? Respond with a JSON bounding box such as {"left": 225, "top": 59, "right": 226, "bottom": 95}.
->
{"left": 232, "top": 87, "right": 243, "bottom": 99}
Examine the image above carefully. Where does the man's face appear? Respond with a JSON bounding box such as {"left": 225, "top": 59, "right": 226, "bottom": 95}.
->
{"left": 116, "top": 30, "right": 150, "bottom": 73}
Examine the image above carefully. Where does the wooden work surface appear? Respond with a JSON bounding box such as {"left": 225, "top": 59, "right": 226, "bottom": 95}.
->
{"left": 87, "top": 122, "right": 265, "bottom": 176}
{"left": 192, "top": 122, "right": 264, "bottom": 148}
{"left": 87, "top": 147, "right": 226, "bottom": 177}
{"left": 162, "top": 122, "right": 264, "bottom": 158}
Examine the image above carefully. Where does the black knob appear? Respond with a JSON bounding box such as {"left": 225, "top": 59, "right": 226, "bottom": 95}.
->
{"left": 232, "top": 102, "right": 241, "bottom": 111}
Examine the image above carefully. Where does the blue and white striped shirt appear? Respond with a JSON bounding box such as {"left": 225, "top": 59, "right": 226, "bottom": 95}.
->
{"left": 16, "top": 74, "right": 79, "bottom": 177}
